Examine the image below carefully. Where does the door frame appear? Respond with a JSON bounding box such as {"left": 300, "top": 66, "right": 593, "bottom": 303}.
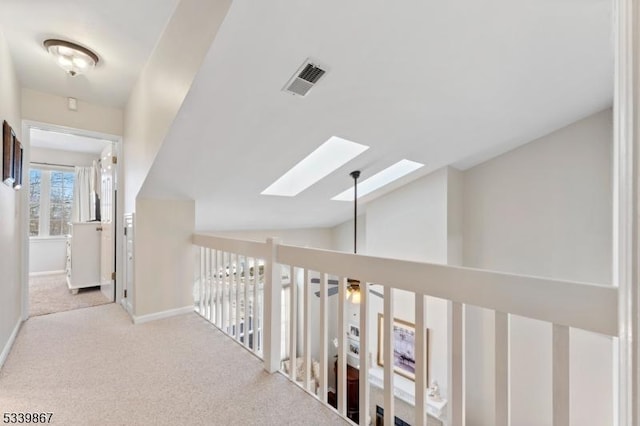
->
{"left": 20, "top": 120, "right": 123, "bottom": 319}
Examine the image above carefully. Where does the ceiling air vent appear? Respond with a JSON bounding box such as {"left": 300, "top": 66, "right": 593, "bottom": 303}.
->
{"left": 283, "top": 59, "right": 327, "bottom": 96}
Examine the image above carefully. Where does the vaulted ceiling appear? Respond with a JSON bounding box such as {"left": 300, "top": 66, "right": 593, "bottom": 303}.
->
{"left": 0, "top": 1, "right": 613, "bottom": 231}
{"left": 141, "top": 0, "right": 613, "bottom": 231}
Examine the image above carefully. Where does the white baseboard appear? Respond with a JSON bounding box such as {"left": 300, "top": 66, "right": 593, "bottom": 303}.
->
{"left": 132, "top": 305, "right": 194, "bottom": 325}
{"left": 0, "top": 318, "right": 22, "bottom": 371}
{"left": 120, "top": 299, "right": 133, "bottom": 319}
{"left": 29, "top": 270, "right": 65, "bottom": 277}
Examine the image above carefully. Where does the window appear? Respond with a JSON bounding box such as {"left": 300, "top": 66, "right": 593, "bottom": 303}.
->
{"left": 49, "top": 171, "right": 74, "bottom": 235}
{"left": 29, "top": 168, "right": 75, "bottom": 237}
{"left": 29, "top": 169, "right": 41, "bottom": 236}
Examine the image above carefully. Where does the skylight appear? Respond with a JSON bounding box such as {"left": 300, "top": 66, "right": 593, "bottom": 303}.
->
{"left": 261, "top": 136, "right": 369, "bottom": 197}
{"left": 332, "top": 159, "right": 424, "bottom": 201}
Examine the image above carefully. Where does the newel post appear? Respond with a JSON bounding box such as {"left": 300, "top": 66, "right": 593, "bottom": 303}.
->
{"left": 614, "top": 0, "right": 639, "bottom": 423}
{"left": 263, "top": 237, "right": 282, "bottom": 373}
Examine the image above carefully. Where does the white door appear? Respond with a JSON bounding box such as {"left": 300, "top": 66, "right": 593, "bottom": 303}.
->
{"left": 100, "top": 145, "right": 115, "bottom": 301}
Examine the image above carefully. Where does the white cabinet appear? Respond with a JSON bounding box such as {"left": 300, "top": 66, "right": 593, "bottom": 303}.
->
{"left": 66, "top": 222, "right": 101, "bottom": 293}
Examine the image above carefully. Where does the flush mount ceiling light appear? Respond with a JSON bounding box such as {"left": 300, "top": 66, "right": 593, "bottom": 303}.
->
{"left": 43, "top": 39, "right": 99, "bottom": 76}
{"left": 261, "top": 136, "right": 369, "bottom": 197}
{"left": 332, "top": 159, "right": 424, "bottom": 201}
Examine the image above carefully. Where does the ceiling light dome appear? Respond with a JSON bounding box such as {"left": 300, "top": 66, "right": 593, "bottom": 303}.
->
{"left": 43, "top": 39, "right": 99, "bottom": 77}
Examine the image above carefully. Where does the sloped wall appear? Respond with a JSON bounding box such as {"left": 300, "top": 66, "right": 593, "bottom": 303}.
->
{"left": 123, "top": 0, "right": 231, "bottom": 212}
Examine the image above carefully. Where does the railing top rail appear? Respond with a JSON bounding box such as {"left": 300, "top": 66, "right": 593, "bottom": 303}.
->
{"left": 191, "top": 234, "right": 617, "bottom": 336}
{"left": 277, "top": 244, "right": 617, "bottom": 337}
{"left": 192, "top": 233, "right": 269, "bottom": 258}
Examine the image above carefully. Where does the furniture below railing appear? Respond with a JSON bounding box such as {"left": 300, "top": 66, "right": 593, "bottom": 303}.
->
{"left": 193, "top": 234, "right": 618, "bottom": 426}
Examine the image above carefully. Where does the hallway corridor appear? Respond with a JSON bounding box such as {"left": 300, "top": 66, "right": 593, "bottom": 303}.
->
{"left": 0, "top": 304, "right": 347, "bottom": 425}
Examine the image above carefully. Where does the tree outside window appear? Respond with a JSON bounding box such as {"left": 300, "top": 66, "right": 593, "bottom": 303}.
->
{"left": 29, "top": 168, "right": 75, "bottom": 237}
{"left": 29, "top": 169, "right": 41, "bottom": 236}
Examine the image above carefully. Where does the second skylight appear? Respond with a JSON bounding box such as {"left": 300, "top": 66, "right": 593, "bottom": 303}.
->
{"left": 332, "top": 159, "right": 424, "bottom": 201}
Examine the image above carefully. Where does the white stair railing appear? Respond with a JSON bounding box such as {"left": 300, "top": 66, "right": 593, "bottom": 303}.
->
{"left": 193, "top": 234, "right": 269, "bottom": 359}
{"left": 193, "top": 234, "right": 618, "bottom": 426}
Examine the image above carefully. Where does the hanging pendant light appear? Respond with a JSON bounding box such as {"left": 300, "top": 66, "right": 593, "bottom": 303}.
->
{"left": 346, "top": 170, "right": 362, "bottom": 304}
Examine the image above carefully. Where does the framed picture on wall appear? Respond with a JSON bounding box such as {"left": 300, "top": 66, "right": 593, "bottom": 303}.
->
{"left": 348, "top": 338, "right": 360, "bottom": 357}
{"left": 348, "top": 323, "right": 360, "bottom": 341}
{"left": 12, "top": 138, "right": 22, "bottom": 190}
{"left": 2, "top": 120, "right": 15, "bottom": 186}
{"left": 377, "top": 314, "right": 428, "bottom": 382}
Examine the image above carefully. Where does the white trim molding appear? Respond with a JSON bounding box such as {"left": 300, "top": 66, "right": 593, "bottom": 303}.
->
{"left": 0, "top": 319, "right": 22, "bottom": 370}
{"left": 132, "top": 305, "right": 194, "bottom": 325}
{"left": 613, "top": 0, "right": 639, "bottom": 424}
{"left": 29, "top": 270, "right": 65, "bottom": 277}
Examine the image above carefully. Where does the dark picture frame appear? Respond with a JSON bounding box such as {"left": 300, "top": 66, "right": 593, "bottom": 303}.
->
{"left": 2, "top": 120, "right": 15, "bottom": 186}
{"left": 349, "top": 323, "right": 360, "bottom": 341}
{"left": 12, "top": 138, "right": 23, "bottom": 189}
{"left": 377, "top": 313, "right": 428, "bottom": 382}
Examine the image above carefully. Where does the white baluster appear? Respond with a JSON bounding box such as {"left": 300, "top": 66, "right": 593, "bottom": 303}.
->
{"left": 289, "top": 266, "right": 297, "bottom": 380}
{"left": 495, "top": 311, "right": 509, "bottom": 426}
{"left": 415, "top": 293, "right": 428, "bottom": 426}
{"left": 358, "top": 281, "right": 370, "bottom": 426}
{"left": 303, "top": 268, "right": 312, "bottom": 392}
{"left": 450, "top": 302, "right": 464, "bottom": 426}
{"left": 337, "top": 276, "right": 347, "bottom": 416}
{"left": 383, "top": 287, "right": 395, "bottom": 426}
{"left": 319, "top": 272, "right": 328, "bottom": 403}
{"left": 553, "top": 324, "right": 569, "bottom": 426}
{"left": 263, "top": 238, "right": 282, "bottom": 373}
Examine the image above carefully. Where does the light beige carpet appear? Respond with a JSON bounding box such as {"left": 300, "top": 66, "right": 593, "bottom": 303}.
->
{"left": 0, "top": 304, "right": 348, "bottom": 426}
{"left": 29, "top": 273, "right": 111, "bottom": 317}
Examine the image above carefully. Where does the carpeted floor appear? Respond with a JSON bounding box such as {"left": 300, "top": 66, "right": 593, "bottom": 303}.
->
{"left": 29, "top": 273, "right": 111, "bottom": 317}
{"left": 0, "top": 304, "right": 348, "bottom": 426}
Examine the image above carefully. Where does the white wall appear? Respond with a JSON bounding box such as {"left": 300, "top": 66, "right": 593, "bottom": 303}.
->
{"left": 330, "top": 216, "right": 366, "bottom": 253}
{"left": 462, "top": 109, "right": 613, "bottom": 426}
{"left": 0, "top": 28, "right": 23, "bottom": 367}
{"left": 30, "top": 147, "right": 97, "bottom": 167}
{"left": 28, "top": 239, "right": 65, "bottom": 274}
{"left": 213, "top": 228, "right": 333, "bottom": 250}
{"left": 133, "top": 198, "right": 195, "bottom": 317}
{"left": 123, "top": 0, "right": 231, "bottom": 213}
{"left": 366, "top": 167, "right": 448, "bottom": 263}
{"left": 22, "top": 88, "right": 123, "bottom": 136}
{"left": 446, "top": 168, "right": 464, "bottom": 266}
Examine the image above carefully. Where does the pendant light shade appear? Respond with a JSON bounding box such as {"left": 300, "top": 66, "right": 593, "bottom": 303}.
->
{"left": 347, "top": 278, "right": 361, "bottom": 304}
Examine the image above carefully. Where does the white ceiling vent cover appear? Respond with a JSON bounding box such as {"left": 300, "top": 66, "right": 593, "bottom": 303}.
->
{"left": 283, "top": 59, "right": 327, "bottom": 96}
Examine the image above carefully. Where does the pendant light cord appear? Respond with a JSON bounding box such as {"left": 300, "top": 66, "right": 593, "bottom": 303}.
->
{"left": 350, "top": 170, "right": 360, "bottom": 254}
